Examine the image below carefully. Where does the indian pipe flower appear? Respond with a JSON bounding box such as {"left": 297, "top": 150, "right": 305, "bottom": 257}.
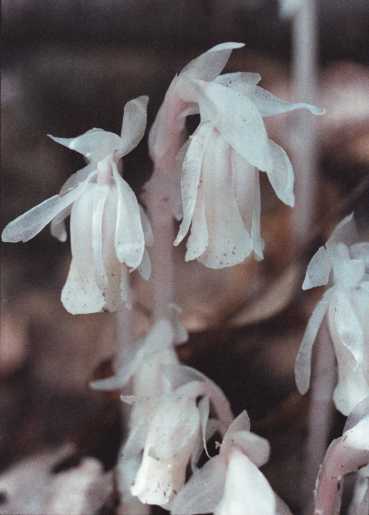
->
{"left": 295, "top": 214, "right": 369, "bottom": 415}
{"left": 128, "top": 369, "right": 233, "bottom": 508}
{"left": 171, "top": 411, "right": 293, "bottom": 515}
{"left": 150, "top": 41, "right": 324, "bottom": 268}
{"left": 2, "top": 96, "right": 152, "bottom": 314}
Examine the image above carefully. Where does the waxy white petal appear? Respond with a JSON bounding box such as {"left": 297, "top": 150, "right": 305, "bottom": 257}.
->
{"left": 182, "top": 42, "right": 244, "bottom": 82}
{"left": 2, "top": 179, "right": 89, "bottom": 243}
{"left": 265, "top": 139, "right": 295, "bottom": 207}
{"left": 295, "top": 289, "right": 333, "bottom": 394}
{"left": 199, "top": 133, "right": 253, "bottom": 268}
{"left": 185, "top": 182, "right": 208, "bottom": 261}
{"left": 215, "top": 448, "right": 276, "bottom": 515}
{"left": 174, "top": 123, "right": 212, "bottom": 245}
{"left": 137, "top": 249, "right": 151, "bottom": 280}
{"left": 302, "top": 246, "right": 331, "bottom": 290}
{"left": 229, "top": 431, "right": 270, "bottom": 468}
{"left": 171, "top": 456, "right": 227, "bottom": 515}
{"left": 112, "top": 163, "right": 145, "bottom": 269}
{"left": 327, "top": 213, "right": 357, "bottom": 249}
{"left": 49, "top": 129, "right": 122, "bottom": 163}
{"left": 251, "top": 85, "right": 324, "bottom": 117}
{"left": 119, "top": 96, "right": 149, "bottom": 157}
{"left": 193, "top": 80, "right": 271, "bottom": 171}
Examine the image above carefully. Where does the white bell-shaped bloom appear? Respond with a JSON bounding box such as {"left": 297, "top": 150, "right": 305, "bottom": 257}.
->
{"left": 150, "top": 42, "right": 323, "bottom": 268}
{"left": 129, "top": 369, "right": 233, "bottom": 508}
{"left": 171, "top": 411, "right": 293, "bottom": 515}
{"left": 295, "top": 214, "right": 369, "bottom": 415}
{"left": 2, "top": 96, "right": 152, "bottom": 314}
{"left": 314, "top": 399, "right": 369, "bottom": 515}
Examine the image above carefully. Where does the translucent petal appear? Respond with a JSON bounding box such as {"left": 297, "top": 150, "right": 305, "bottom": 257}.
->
{"left": 295, "top": 289, "right": 333, "bottom": 394}
{"left": 251, "top": 85, "right": 324, "bottom": 117}
{"left": 185, "top": 181, "right": 208, "bottom": 261}
{"left": 302, "top": 246, "right": 331, "bottom": 290}
{"left": 171, "top": 456, "right": 226, "bottom": 515}
{"left": 193, "top": 80, "right": 271, "bottom": 171}
{"left": 61, "top": 185, "right": 107, "bottom": 314}
{"left": 230, "top": 149, "right": 263, "bottom": 258}
{"left": 49, "top": 129, "right": 122, "bottom": 163}
{"left": 327, "top": 213, "right": 357, "bottom": 248}
{"left": 119, "top": 96, "right": 149, "bottom": 157}
{"left": 174, "top": 123, "right": 212, "bottom": 245}
{"left": 112, "top": 163, "right": 145, "bottom": 269}
{"left": 265, "top": 139, "right": 295, "bottom": 207}
{"left": 50, "top": 205, "right": 71, "bottom": 242}
{"left": 91, "top": 185, "right": 110, "bottom": 292}
{"left": 199, "top": 134, "right": 253, "bottom": 268}
{"left": 216, "top": 449, "right": 276, "bottom": 515}
{"left": 2, "top": 180, "right": 88, "bottom": 243}
{"left": 229, "top": 431, "right": 270, "bottom": 467}
{"left": 182, "top": 42, "right": 245, "bottom": 82}
{"left": 215, "top": 72, "right": 261, "bottom": 94}
{"left": 58, "top": 163, "right": 95, "bottom": 194}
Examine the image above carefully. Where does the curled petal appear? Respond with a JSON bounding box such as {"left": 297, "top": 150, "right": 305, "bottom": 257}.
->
{"left": 2, "top": 179, "right": 89, "bottom": 243}
{"left": 174, "top": 123, "right": 212, "bottom": 245}
{"left": 112, "top": 163, "right": 145, "bottom": 269}
{"left": 302, "top": 246, "right": 331, "bottom": 290}
{"left": 251, "top": 85, "right": 324, "bottom": 117}
{"left": 265, "top": 139, "right": 295, "bottom": 207}
{"left": 171, "top": 456, "right": 226, "bottom": 515}
{"left": 182, "top": 42, "right": 245, "bottom": 82}
{"left": 295, "top": 289, "right": 333, "bottom": 394}
{"left": 49, "top": 129, "right": 122, "bottom": 163}
{"left": 119, "top": 96, "right": 149, "bottom": 157}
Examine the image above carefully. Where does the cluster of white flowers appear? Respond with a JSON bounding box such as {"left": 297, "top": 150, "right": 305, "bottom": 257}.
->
{"left": 5, "top": 39, "right": 368, "bottom": 515}
{"left": 295, "top": 214, "right": 369, "bottom": 415}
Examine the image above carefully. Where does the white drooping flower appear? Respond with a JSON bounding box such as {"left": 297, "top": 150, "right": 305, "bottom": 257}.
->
{"left": 150, "top": 42, "right": 324, "bottom": 268}
{"left": 295, "top": 214, "right": 369, "bottom": 415}
{"left": 91, "top": 314, "right": 232, "bottom": 509}
{"left": 171, "top": 411, "right": 293, "bottom": 515}
{"left": 2, "top": 96, "right": 152, "bottom": 314}
{"left": 314, "top": 398, "right": 369, "bottom": 515}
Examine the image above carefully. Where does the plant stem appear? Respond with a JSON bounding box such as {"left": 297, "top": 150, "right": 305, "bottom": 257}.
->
{"left": 146, "top": 165, "right": 176, "bottom": 320}
{"left": 301, "top": 322, "right": 336, "bottom": 515}
{"left": 291, "top": 0, "right": 319, "bottom": 250}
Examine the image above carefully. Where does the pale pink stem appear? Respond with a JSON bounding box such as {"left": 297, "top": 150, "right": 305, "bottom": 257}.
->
{"left": 301, "top": 323, "right": 337, "bottom": 515}
{"left": 146, "top": 164, "right": 176, "bottom": 320}
{"left": 291, "top": 0, "right": 319, "bottom": 249}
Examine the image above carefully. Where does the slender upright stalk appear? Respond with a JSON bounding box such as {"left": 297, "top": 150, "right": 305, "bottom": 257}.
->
{"left": 291, "top": 0, "right": 318, "bottom": 249}
{"left": 146, "top": 165, "right": 176, "bottom": 320}
{"left": 301, "top": 322, "right": 336, "bottom": 514}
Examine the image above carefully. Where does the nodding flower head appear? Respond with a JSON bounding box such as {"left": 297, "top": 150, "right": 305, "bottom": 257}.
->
{"left": 149, "top": 42, "right": 323, "bottom": 269}
{"left": 2, "top": 96, "right": 153, "bottom": 314}
{"left": 172, "top": 411, "right": 293, "bottom": 515}
{"left": 295, "top": 214, "right": 369, "bottom": 415}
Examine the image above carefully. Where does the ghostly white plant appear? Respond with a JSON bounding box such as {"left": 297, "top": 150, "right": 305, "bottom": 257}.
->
{"left": 92, "top": 314, "right": 232, "bottom": 509}
{"left": 314, "top": 398, "right": 369, "bottom": 515}
{"left": 150, "top": 42, "right": 323, "bottom": 268}
{"left": 2, "top": 96, "right": 152, "bottom": 314}
{"left": 171, "top": 410, "right": 292, "bottom": 515}
{"left": 295, "top": 214, "right": 369, "bottom": 415}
